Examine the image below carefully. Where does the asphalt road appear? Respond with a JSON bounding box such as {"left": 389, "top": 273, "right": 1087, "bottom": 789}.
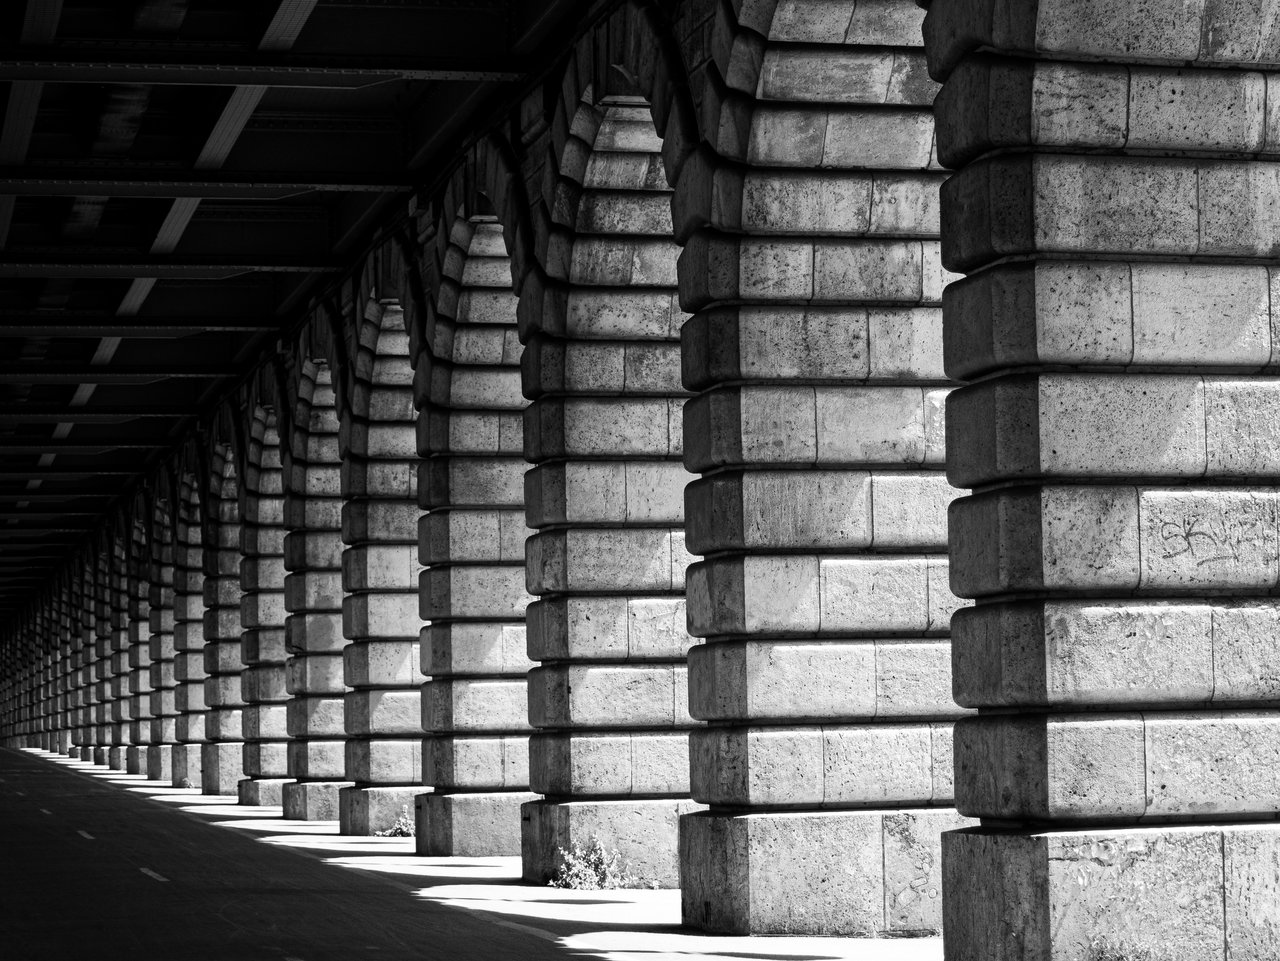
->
{"left": 0, "top": 747, "right": 571, "bottom": 961}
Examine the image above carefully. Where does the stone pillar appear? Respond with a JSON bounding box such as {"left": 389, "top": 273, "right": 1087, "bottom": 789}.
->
{"left": 55, "top": 593, "right": 74, "bottom": 755}
{"left": 203, "top": 454, "right": 246, "bottom": 794}
{"left": 239, "top": 413, "right": 293, "bottom": 805}
{"left": 90, "top": 552, "right": 115, "bottom": 766}
{"left": 147, "top": 525, "right": 177, "bottom": 783}
{"left": 521, "top": 98, "right": 700, "bottom": 886}
{"left": 125, "top": 535, "right": 154, "bottom": 775}
{"left": 105, "top": 541, "right": 133, "bottom": 770}
{"left": 676, "top": 0, "right": 970, "bottom": 934}
{"left": 172, "top": 493, "right": 207, "bottom": 788}
{"left": 416, "top": 215, "right": 537, "bottom": 856}
{"left": 339, "top": 306, "right": 424, "bottom": 834}
{"left": 71, "top": 569, "right": 94, "bottom": 759}
{"left": 924, "top": 2, "right": 1280, "bottom": 958}
{"left": 282, "top": 361, "right": 353, "bottom": 820}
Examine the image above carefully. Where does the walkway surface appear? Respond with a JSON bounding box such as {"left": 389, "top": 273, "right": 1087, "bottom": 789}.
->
{"left": 0, "top": 747, "right": 943, "bottom": 961}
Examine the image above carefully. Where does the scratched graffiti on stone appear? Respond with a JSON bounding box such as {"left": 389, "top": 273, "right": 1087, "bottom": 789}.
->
{"left": 1158, "top": 514, "right": 1262, "bottom": 567}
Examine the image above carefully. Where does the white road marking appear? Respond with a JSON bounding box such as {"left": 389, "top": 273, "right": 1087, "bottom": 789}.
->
{"left": 139, "top": 868, "right": 169, "bottom": 882}
{"left": 77, "top": 830, "right": 94, "bottom": 840}
{"left": 39, "top": 808, "right": 51, "bottom": 815}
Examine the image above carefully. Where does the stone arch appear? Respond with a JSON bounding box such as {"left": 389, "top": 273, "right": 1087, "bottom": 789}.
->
{"left": 517, "top": 41, "right": 703, "bottom": 881}
{"left": 410, "top": 195, "right": 534, "bottom": 857}
{"left": 336, "top": 274, "right": 424, "bottom": 835}
{"left": 236, "top": 403, "right": 292, "bottom": 805}
{"left": 278, "top": 330, "right": 351, "bottom": 821}
{"left": 670, "top": 0, "right": 969, "bottom": 936}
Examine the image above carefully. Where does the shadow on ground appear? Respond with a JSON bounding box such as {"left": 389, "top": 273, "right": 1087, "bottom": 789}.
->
{"left": 30, "top": 749, "right": 942, "bottom": 961}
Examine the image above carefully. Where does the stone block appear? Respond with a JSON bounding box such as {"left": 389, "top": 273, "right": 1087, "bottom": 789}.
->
{"left": 424, "top": 623, "right": 531, "bottom": 677}
{"left": 525, "top": 528, "right": 689, "bottom": 594}
{"left": 343, "top": 689, "right": 420, "bottom": 735}
{"left": 200, "top": 741, "right": 243, "bottom": 795}
{"left": 282, "top": 779, "right": 351, "bottom": 821}
{"left": 689, "top": 638, "right": 963, "bottom": 721}
{"left": 344, "top": 736, "right": 422, "bottom": 783}
{"left": 524, "top": 462, "right": 686, "bottom": 527}
{"left": 691, "top": 724, "right": 951, "bottom": 806}
{"left": 419, "top": 565, "right": 531, "bottom": 620}
{"left": 286, "top": 738, "right": 346, "bottom": 779}
{"left": 343, "top": 639, "right": 418, "bottom": 687}
{"left": 418, "top": 508, "right": 527, "bottom": 564}
{"left": 339, "top": 785, "right": 423, "bottom": 836}
{"left": 528, "top": 664, "right": 690, "bottom": 728}
{"left": 942, "top": 823, "right": 1280, "bottom": 961}
{"left": 526, "top": 596, "right": 694, "bottom": 661}
{"left": 423, "top": 678, "right": 529, "bottom": 732}
{"left": 530, "top": 731, "right": 688, "bottom": 796}
{"left": 417, "top": 791, "right": 537, "bottom": 857}
{"left": 424, "top": 734, "right": 529, "bottom": 789}
{"left": 521, "top": 797, "right": 702, "bottom": 887}
{"left": 681, "top": 807, "right": 968, "bottom": 935}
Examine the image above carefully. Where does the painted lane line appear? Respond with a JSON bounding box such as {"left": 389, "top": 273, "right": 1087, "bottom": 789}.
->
{"left": 77, "top": 830, "right": 94, "bottom": 840}
{"left": 139, "top": 868, "right": 169, "bottom": 882}
{"left": 39, "top": 808, "right": 51, "bottom": 815}
{"left": 14, "top": 790, "right": 25, "bottom": 796}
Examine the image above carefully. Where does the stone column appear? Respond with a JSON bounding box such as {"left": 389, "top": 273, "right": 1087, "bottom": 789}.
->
{"left": 239, "top": 413, "right": 293, "bottom": 805}
{"left": 676, "top": 0, "right": 969, "bottom": 934}
{"left": 203, "top": 456, "right": 246, "bottom": 794}
{"left": 416, "top": 215, "right": 536, "bottom": 856}
{"left": 71, "top": 568, "right": 94, "bottom": 759}
{"left": 924, "top": 2, "right": 1280, "bottom": 958}
{"left": 147, "top": 525, "right": 177, "bottom": 783}
{"left": 172, "top": 494, "right": 207, "bottom": 788}
{"left": 340, "top": 307, "right": 423, "bottom": 834}
{"left": 521, "top": 98, "right": 700, "bottom": 887}
{"left": 125, "top": 537, "right": 154, "bottom": 775}
{"left": 283, "top": 362, "right": 352, "bottom": 819}
{"left": 91, "top": 552, "right": 116, "bottom": 766}
{"left": 105, "top": 541, "right": 133, "bottom": 770}
{"left": 55, "top": 592, "right": 74, "bottom": 755}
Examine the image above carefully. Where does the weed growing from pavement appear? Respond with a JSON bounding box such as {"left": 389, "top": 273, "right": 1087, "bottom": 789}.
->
{"left": 373, "top": 805, "right": 415, "bottom": 837}
{"left": 548, "top": 836, "right": 656, "bottom": 889}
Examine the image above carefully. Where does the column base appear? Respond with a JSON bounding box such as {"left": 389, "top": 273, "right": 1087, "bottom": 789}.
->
{"left": 146, "top": 744, "right": 173, "bottom": 783}
{"left": 106, "top": 746, "right": 125, "bottom": 770}
{"left": 944, "top": 823, "right": 1280, "bottom": 961}
{"left": 92, "top": 747, "right": 107, "bottom": 765}
{"left": 171, "top": 743, "right": 203, "bottom": 788}
{"left": 681, "top": 807, "right": 971, "bottom": 936}
{"left": 282, "top": 780, "right": 351, "bottom": 821}
{"left": 522, "top": 798, "right": 704, "bottom": 888}
{"left": 339, "top": 785, "right": 421, "bottom": 836}
{"left": 416, "top": 791, "right": 537, "bottom": 857}
{"left": 237, "top": 777, "right": 292, "bottom": 807}
{"left": 125, "top": 746, "right": 144, "bottom": 775}
{"left": 200, "top": 742, "right": 242, "bottom": 795}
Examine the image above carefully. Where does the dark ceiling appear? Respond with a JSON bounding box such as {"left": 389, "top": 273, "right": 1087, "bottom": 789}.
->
{"left": 0, "top": 0, "right": 590, "bottom": 618}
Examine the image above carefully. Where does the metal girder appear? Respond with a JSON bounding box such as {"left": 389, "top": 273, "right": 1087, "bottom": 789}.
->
{"left": 0, "top": 407, "right": 199, "bottom": 421}
{"left": 0, "top": 169, "right": 411, "bottom": 198}
{"left": 0, "top": 252, "right": 340, "bottom": 278}
{"left": 0, "top": 364, "right": 239, "bottom": 382}
{"left": 0, "top": 51, "right": 524, "bottom": 86}
{"left": 0, "top": 311, "right": 283, "bottom": 336}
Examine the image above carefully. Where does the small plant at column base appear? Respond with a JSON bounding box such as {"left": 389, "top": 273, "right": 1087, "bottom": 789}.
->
{"left": 1088, "top": 936, "right": 1162, "bottom": 961}
{"left": 548, "top": 836, "right": 656, "bottom": 890}
{"left": 373, "top": 805, "right": 415, "bottom": 838}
